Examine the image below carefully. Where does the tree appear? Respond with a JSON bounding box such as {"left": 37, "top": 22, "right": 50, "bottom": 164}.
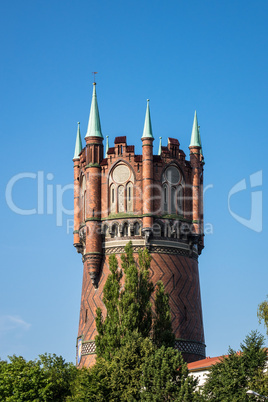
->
{"left": 258, "top": 295, "right": 268, "bottom": 336}
{"left": 96, "top": 241, "right": 172, "bottom": 360}
{"left": 69, "top": 334, "right": 197, "bottom": 402}
{"left": 153, "top": 281, "right": 175, "bottom": 348}
{"left": 203, "top": 331, "right": 267, "bottom": 401}
{"left": 0, "top": 353, "right": 77, "bottom": 402}
{"left": 72, "top": 242, "right": 197, "bottom": 401}
{"left": 141, "top": 345, "right": 197, "bottom": 401}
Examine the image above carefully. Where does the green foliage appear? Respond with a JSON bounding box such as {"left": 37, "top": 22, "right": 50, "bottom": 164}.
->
{"left": 153, "top": 281, "right": 175, "bottom": 348}
{"left": 258, "top": 295, "right": 268, "bottom": 336}
{"left": 95, "top": 253, "right": 123, "bottom": 360}
{"left": 203, "top": 331, "right": 267, "bottom": 401}
{"left": 0, "top": 353, "right": 77, "bottom": 402}
{"left": 141, "top": 345, "right": 197, "bottom": 401}
{"left": 84, "top": 242, "right": 196, "bottom": 400}
{"left": 69, "top": 335, "right": 197, "bottom": 402}
{"left": 96, "top": 242, "right": 176, "bottom": 360}
{"left": 95, "top": 242, "right": 154, "bottom": 360}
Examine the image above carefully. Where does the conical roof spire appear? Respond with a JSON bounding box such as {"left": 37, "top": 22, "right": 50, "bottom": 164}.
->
{"left": 73, "top": 122, "right": 82, "bottom": 159}
{"left": 142, "top": 99, "right": 154, "bottom": 139}
{"left": 158, "top": 137, "right": 162, "bottom": 155}
{"left": 85, "top": 83, "right": 103, "bottom": 139}
{"left": 105, "top": 135, "right": 109, "bottom": 158}
{"left": 189, "top": 111, "right": 201, "bottom": 147}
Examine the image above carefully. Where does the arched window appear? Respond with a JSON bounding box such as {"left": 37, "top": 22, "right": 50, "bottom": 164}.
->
{"left": 134, "top": 222, "right": 140, "bottom": 235}
{"left": 102, "top": 224, "right": 109, "bottom": 238}
{"left": 126, "top": 182, "right": 133, "bottom": 212}
{"left": 177, "top": 185, "right": 183, "bottom": 215}
{"left": 163, "top": 184, "right": 168, "bottom": 212}
{"left": 123, "top": 223, "right": 128, "bottom": 236}
{"left": 162, "top": 165, "right": 184, "bottom": 215}
{"left": 153, "top": 223, "right": 161, "bottom": 237}
{"left": 111, "top": 223, "right": 118, "bottom": 238}
{"left": 118, "top": 185, "right": 124, "bottom": 212}
{"left": 171, "top": 187, "right": 176, "bottom": 214}
{"left": 110, "top": 184, "right": 116, "bottom": 213}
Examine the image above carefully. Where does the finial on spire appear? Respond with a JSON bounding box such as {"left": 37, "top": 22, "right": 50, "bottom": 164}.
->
{"left": 158, "top": 137, "right": 162, "bottom": 155}
{"left": 142, "top": 99, "right": 154, "bottom": 139}
{"left": 189, "top": 110, "right": 202, "bottom": 148}
{"left": 92, "top": 72, "right": 98, "bottom": 84}
{"left": 105, "top": 135, "right": 109, "bottom": 158}
{"left": 73, "top": 121, "right": 82, "bottom": 159}
{"left": 85, "top": 81, "right": 103, "bottom": 139}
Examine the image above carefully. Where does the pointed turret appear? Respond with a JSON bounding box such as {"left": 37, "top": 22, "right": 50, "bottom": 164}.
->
{"left": 73, "top": 122, "right": 82, "bottom": 159}
{"left": 105, "top": 135, "right": 109, "bottom": 158}
{"left": 189, "top": 111, "right": 201, "bottom": 148}
{"left": 142, "top": 99, "right": 154, "bottom": 139}
{"left": 85, "top": 83, "right": 103, "bottom": 139}
{"left": 158, "top": 137, "right": 162, "bottom": 155}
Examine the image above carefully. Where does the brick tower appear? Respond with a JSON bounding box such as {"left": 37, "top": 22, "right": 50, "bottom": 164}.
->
{"left": 73, "top": 84, "right": 205, "bottom": 367}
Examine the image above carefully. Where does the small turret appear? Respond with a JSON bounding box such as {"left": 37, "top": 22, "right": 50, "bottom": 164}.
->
{"left": 85, "top": 83, "right": 103, "bottom": 139}
{"left": 105, "top": 135, "right": 109, "bottom": 158}
{"left": 84, "top": 82, "right": 104, "bottom": 287}
{"left": 73, "top": 122, "right": 82, "bottom": 160}
{"left": 189, "top": 111, "right": 203, "bottom": 237}
{"left": 141, "top": 99, "right": 154, "bottom": 243}
{"left": 158, "top": 137, "right": 162, "bottom": 155}
{"left": 142, "top": 99, "right": 154, "bottom": 139}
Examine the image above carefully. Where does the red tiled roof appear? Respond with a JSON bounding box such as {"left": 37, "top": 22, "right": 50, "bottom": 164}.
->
{"left": 126, "top": 145, "right": 134, "bottom": 153}
{"left": 114, "top": 136, "right": 126, "bottom": 144}
{"left": 100, "top": 158, "right": 108, "bottom": 166}
{"left": 161, "top": 146, "right": 169, "bottom": 153}
{"left": 107, "top": 147, "right": 115, "bottom": 155}
{"left": 188, "top": 356, "right": 225, "bottom": 371}
{"left": 188, "top": 349, "right": 267, "bottom": 372}
{"left": 168, "top": 137, "right": 180, "bottom": 145}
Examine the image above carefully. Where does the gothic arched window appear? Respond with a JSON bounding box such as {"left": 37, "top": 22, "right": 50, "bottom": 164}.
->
{"left": 111, "top": 223, "right": 118, "bottom": 238}
{"left": 118, "top": 185, "right": 124, "bottom": 213}
{"left": 109, "top": 163, "right": 135, "bottom": 214}
{"left": 110, "top": 184, "right": 116, "bottom": 213}
{"left": 162, "top": 165, "right": 184, "bottom": 215}
{"left": 134, "top": 222, "right": 140, "bottom": 235}
{"left": 123, "top": 222, "right": 128, "bottom": 236}
{"left": 177, "top": 185, "right": 183, "bottom": 215}
{"left": 126, "top": 182, "right": 133, "bottom": 212}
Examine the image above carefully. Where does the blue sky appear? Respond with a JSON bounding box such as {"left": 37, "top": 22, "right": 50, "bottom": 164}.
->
{"left": 0, "top": 0, "right": 267, "bottom": 363}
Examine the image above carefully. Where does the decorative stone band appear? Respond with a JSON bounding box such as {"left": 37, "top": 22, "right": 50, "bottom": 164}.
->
{"left": 80, "top": 340, "right": 96, "bottom": 355}
{"left": 78, "top": 339, "right": 205, "bottom": 358}
{"left": 103, "top": 238, "right": 198, "bottom": 260}
{"left": 175, "top": 339, "right": 206, "bottom": 357}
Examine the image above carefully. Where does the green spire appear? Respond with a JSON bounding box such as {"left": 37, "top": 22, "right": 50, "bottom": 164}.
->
{"left": 105, "top": 135, "right": 109, "bottom": 158}
{"left": 142, "top": 99, "right": 154, "bottom": 139}
{"left": 189, "top": 110, "right": 201, "bottom": 147}
{"left": 73, "top": 122, "right": 82, "bottom": 159}
{"left": 158, "top": 137, "right": 162, "bottom": 155}
{"left": 85, "top": 83, "right": 103, "bottom": 139}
